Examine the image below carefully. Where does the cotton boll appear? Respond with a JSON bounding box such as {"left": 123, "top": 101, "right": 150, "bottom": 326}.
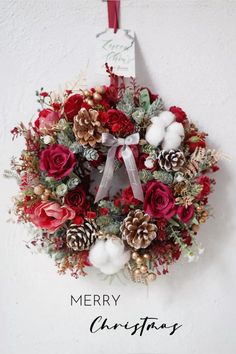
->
{"left": 166, "top": 122, "right": 185, "bottom": 137}
{"left": 112, "top": 251, "right": 130, "bottom": 268}
{"left": 150, "top": 116, "right": 159, "bottom": 124}
{"left": 162, "top": 133, "right": 182, "bottom": 150}
{"left": 89, "top": 240, "right": 108, "bottom": 267}
{"left": 145, "top": 121, "right": 165, "bottom": 147}
{"left": 105, "top": 238, "right": 124, "bottom": 258}
{"left": 158, "top": 111, "right": 175, "bottom": 127}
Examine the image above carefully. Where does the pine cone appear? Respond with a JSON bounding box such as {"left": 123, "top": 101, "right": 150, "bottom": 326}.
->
{"left": 73, "top": 108, "right": 106, "bottom": 147}
{"left": 66, "top": 219, "right": 97, "bottom": 251}
{"left": 120, "top": 209, "right": 157, "bottom": 249}
{"left": 158, "top": 149, "right": 185, "bottom": 172}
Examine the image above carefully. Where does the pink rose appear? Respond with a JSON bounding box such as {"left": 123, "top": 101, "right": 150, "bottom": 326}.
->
{"left": 39, "top": 144, "right": 76, "bottom": 180}
{"left": 30, "top": 201, "right": 75, "bottom": 232}
{"left": 35, "top": 109, "right": 60, "bottom": 131}
{"left": 196, "top": 175, "right": 211, "bottom": 200}
{"left": 144, "top": 181, "right": 175, "bottom": 219}
{"left": 177, "top": 205, "right": 195, "bottom": 223}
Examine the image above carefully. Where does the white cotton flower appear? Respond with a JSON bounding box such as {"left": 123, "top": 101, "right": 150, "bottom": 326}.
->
{"left": 43, "top": 135, "right": 52, "bottom": 144}
{"left": 145, "top": 118, "right": 165, "bottom": 147}
{"left": 145, "top": 111, "right": 184, "bottom": 150}
{"left": 162, "top": 133, "right": 182, "bottom": 150}
{"left": 166, "top": 122, "right": 185, "bottom": 137}
{"left": 89, "top": 240, "right": 109, "bottom": 268}
{"left": 144, "top": 158, "right": 155, "bottom": 169}
{"left": 158, "top": 111, "right": 175, "bottom": 127}
{"left": 89, "top": 237, "right": 130, "bottom": 275}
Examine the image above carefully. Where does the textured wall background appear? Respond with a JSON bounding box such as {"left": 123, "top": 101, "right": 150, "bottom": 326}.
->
{"left": 1, "top": 1, "right": 236, "bottom": 353}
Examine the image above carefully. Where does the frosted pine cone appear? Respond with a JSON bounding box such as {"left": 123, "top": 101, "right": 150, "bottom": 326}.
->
{"left": 120, "top": 209, "right": 157, "bottom": 249}
{"left": 66, "top": 218, "right": 97, "bottom": 251}
{"left": 73, "top": 108, "right": 107, "bottom": 147}
{"left": 158, "top": 149, "right": 185, "bottom": 172}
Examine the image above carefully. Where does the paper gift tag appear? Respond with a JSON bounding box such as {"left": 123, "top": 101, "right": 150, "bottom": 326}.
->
{"left": 95, "top": 28, "right": 135, "bottom": 77}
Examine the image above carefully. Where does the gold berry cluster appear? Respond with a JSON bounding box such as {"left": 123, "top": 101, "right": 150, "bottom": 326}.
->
{"left": 196, "top": 205, "right": 209, "bottom": 224}
{"left": 131, "top": 251, "right": 157, "bottom": 283}
{"left": 82, "top": 86, "right": 106, "bottom": 107}
{"left": 34, "top": 184, "right": 52, "bottom": 201}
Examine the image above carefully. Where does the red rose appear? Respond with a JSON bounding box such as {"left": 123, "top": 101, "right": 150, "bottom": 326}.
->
{"left": 116, "top": 144, "right": 139, "bottom": 163}
{"left": 39, "top": 144, "right": 76, "bottom": 180}
{"left": 64, "top": 94, "right": 83, "bottom": 120}
{"left": 196, "top": 175, "right": 211, "bottom": 200}
{"left": 138, "top": 153, "right": 157, "bottom": 172}
{"left": 169, "top": 106, "right": 187, "bottom": 123}
{"left": 105, "top": 109, "right": 134, "bottom": 137}
{"left": 35, "top": 109, "right": 60, "bottom": 131}
{"left": 121, "top": 186, "right": 140, "bottom": 206}
{"left": 30, "top": 201, "right": 75, "bottom": 233}
{"left": 144, "top": 181, "right": 175, "bottom": 219}
{"left": 64, "top": 186, "right": 86, "bottom": 212}
{"left": 177, "top": 205, "right": 195, "bottom": 223}
{"left": 186, "top": 133, "right": 206, "bottom": 153}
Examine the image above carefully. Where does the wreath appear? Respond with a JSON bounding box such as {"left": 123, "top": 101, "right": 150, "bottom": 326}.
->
{"left": 9, "top": 65, "right": 220, "bottom": 283}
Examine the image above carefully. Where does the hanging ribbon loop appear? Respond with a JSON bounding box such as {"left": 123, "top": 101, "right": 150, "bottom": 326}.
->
{"left": 107, "top": 0, "right": 120, "bottom": 33}
{"left": 94, "top": 132, "right": 144, "bottom": 203}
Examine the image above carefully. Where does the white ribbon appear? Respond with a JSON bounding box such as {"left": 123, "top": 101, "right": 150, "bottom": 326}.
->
{"left": 94, "top": 132, "right": 144, "bottom": 203}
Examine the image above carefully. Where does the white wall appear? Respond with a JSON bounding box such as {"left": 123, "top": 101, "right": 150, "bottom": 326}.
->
{"left": 1, "top": 1, "right": 236, "bottom": 353}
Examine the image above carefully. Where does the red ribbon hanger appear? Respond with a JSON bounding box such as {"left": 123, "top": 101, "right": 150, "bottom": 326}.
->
{"left": 107, "top": 0, "right": 120, "bottom": 33}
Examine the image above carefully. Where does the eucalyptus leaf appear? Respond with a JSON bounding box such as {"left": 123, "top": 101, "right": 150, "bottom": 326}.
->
{"left": 139, "top": 89, "right": 150, "bottom": 111}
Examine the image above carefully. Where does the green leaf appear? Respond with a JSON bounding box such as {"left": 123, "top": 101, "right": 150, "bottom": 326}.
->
{"left": 54, "top": 251, "right": 65, "bottom": 261}
{"left": 192, "top": 217, "right": 199, "bottom": 225}
{"left": 147, "top": 97, "right": 165, "bottom": 118}
{"left": 168, "top": 218, "right": 180, "bottom": 227}
{"left": 139, "top": 89, "right": 150, "bottom": 111}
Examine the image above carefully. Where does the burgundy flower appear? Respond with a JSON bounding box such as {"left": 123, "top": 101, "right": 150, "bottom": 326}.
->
{"left": 138, "top": 153, "right": 157, "bottom": 172}
{"left": 104, "top": 85, "right": 118, "bottom": 105}
{"left": 186, "top": 133, "right": 207, "bottom": 153}
{"left": 169, "top": 106, "right": 187, "bottom": 123}
{"left": 181, "top": 230, "right": 193, "bottom": 246}
{"left": 116, "top": 144, "right": 139, "bottom": 164}
{"left": 64, "top": 94, "right": 83, "bottom": 120}
{"left": 64, "top": 186, "right": 87, "bottom": 213}
{"left": 39, "top": 144, "right": 76, "bottom": 180}
{"left": 177, "top": 205, "right": 195, "bottom": 223}
{"left": 105, "top": 109, "right": 134, "bottom": 137}
{"left": 196, "top": 175, "right": 211, "bottom": 200}
{"left": 144, "top": 181, "right": 175, "bottom": 219}
{"left": 121, "top": 186, "right": 140, "bottom": 206}
{"left": 35, "top": 109, "right": 60, "bottom": 131}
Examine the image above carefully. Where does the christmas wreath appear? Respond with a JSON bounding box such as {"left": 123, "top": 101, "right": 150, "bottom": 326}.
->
{"left": 9, "top": 65, "right": 221, "bottom": 283}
